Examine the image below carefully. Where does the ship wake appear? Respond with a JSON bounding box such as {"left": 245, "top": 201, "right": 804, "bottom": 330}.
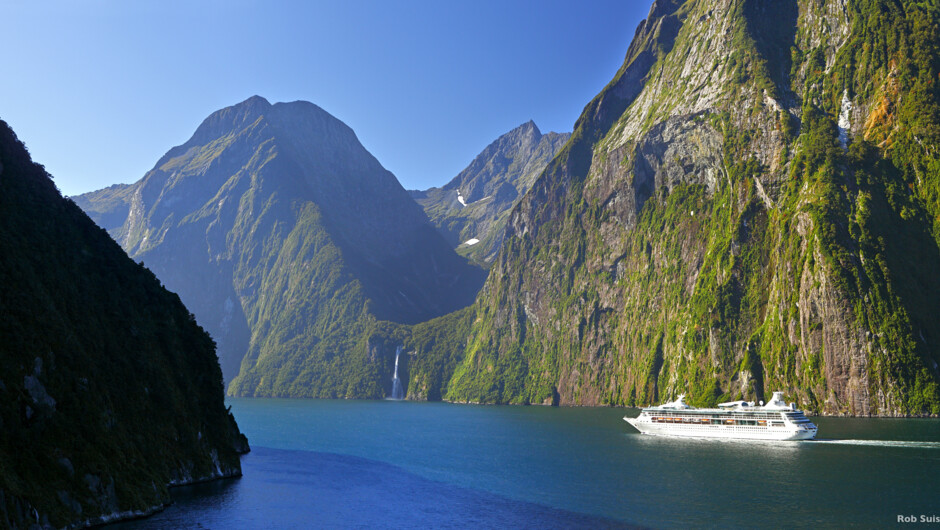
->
{"left": 812, "top": 439, "right": 940, "bottom": 449}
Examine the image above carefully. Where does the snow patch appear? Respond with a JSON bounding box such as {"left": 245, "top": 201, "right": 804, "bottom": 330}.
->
{"left": 838, "top": 90, "right": 853, "bottom": 149}
{"left": 456, "top": 189, "right": 492, "bottom": 208}
{"left": 463, "top": 238, "right": 480, "bottom": 246}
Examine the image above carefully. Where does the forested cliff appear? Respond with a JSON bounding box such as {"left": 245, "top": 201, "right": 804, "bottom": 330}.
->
{"left": 0, "top": 119, "right": 248, "bottom": 527}
{"left": 437, "top": 0, "right": 940, "bottom": 415}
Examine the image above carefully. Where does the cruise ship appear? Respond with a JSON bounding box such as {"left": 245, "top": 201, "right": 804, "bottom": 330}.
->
{"left": 624, "top": 391, "right": 817, "bottom": 441}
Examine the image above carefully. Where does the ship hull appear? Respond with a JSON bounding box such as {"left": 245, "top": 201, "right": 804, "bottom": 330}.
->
{"left": 624, "top": 417, "right": 816, "bottom": 441}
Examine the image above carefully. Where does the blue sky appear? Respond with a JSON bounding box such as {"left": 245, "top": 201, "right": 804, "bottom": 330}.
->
{"left": 1, "top": 1, "right": 650, "bottom": 196}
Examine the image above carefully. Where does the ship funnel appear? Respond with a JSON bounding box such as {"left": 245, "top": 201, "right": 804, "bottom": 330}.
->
{"left": 763, "top": 391, "right": 789, "bottom": 410}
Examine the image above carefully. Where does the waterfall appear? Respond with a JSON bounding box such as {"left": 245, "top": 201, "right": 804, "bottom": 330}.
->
{"left": 391, "top": 345, "right": 404, "bottom": 400}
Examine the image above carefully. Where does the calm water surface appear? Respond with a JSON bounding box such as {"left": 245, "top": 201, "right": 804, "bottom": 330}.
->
{"left": 113, "top": 399, "right": 940, "bottom": 528}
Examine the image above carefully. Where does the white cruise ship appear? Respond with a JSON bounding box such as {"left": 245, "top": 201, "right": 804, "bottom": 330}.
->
{"left": 624, "top": 391, "right": 817, "bottom": 441}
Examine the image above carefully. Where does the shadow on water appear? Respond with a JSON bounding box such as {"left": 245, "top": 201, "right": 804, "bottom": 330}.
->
{"left": 111, "top": 447, "right": 636, "bottom": 529}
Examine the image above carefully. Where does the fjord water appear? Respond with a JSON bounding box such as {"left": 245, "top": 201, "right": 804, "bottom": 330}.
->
{"left": 115, "top": 400, "right": 940, "bottom": 528}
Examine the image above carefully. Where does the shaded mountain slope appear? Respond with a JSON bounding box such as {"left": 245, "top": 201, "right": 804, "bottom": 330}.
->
{"left": 76, "top": 96, "right": 485, "bottom": 396}
{"left": 0, "top": 119, "right": 247, "bottom": 528}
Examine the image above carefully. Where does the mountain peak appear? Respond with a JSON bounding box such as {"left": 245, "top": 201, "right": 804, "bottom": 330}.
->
{"left": 520, "top": 119, "right": 540, "bottom": 133}
{"left": 513, "top": 120, "right": 541, "bottom": 139}
{"left": 241, "top": 94, "right": 271, "bottom": 107}
{"left": 213, "top": 95, "right": 272, "bottom": 121}
{"left": 184, "top": 95, "right": 273, "bottom": 149}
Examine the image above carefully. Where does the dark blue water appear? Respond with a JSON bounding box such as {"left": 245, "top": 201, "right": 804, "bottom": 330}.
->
{"left": 113, "top": 399, "right": 940, "bottom": 528}
{"left": 115, "top": 448, "right": 627, "bottom": 528}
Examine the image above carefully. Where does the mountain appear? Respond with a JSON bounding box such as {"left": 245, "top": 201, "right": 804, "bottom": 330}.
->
{"left": 76, "top": 96, "right": 486, "bottom": 397}
{"left": 414, "top": 0, "right": 940, "bottom": 416}
{"left": 410, "top": 121, "right": 569, "bottom": 264}
{"left": 0, "top": 118, "right": 248, "bottom": 527}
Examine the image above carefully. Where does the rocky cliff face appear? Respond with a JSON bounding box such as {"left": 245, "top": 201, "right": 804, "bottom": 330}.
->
{"left": 76, "top": 96, "right": 485, "bottom": 397}
{"left": 0, "top": 118, "right": 248, "bottom": 528}
{"left": 410, "top": 122, "right": 569, "bottom": 264}
{"left": 444, "top": 0, "right": 940, "bottom": 415}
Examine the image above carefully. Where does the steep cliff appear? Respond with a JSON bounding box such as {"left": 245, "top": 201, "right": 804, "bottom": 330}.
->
{"left": 410, "top": 122, "right": 570, "bottom": 265}
{"left": 76, "top": 96, "right": 485, "bottom": 397}
{"left": 0, "top": 119, "right": 248, "bottom": 528}
{"left": 444, "top": 0, "right": 940, "bottom": 415}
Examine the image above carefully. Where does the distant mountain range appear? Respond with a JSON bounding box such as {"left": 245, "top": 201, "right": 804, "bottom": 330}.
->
{"left": 410, "top": 121, "right": 569, "bottom": 265}
{"left": 73, "top": 0, "right": 940, "bottom": 417}
{"left": 76, "top": 96, "right": 485, "bottom": 396}
{"left": 0, "top": 118, "right": 247, "bottom": 527}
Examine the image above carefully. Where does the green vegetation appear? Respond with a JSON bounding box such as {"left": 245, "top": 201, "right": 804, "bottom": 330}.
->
{"left": 0, "top": 119, "right": 247, "bottom": 527}
{"left": 403, "top": 307, "right": 475, "bottom": 400}
{"left": 438, "top": 0, "right": 940, "bottom": 415}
